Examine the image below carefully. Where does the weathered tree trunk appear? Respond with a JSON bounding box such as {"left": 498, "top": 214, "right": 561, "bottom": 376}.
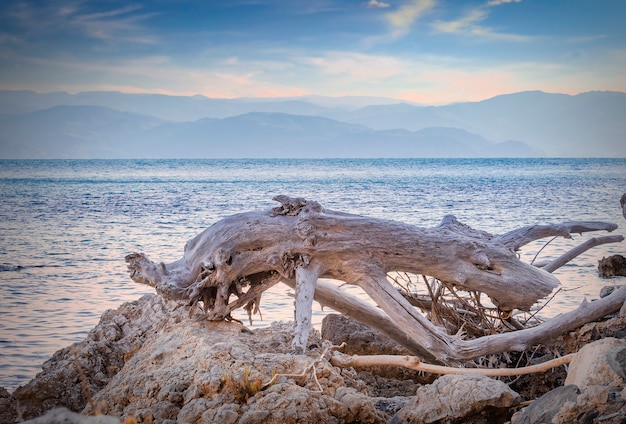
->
{"left": 126, "top": 195, "right": 624, "bottom": 363}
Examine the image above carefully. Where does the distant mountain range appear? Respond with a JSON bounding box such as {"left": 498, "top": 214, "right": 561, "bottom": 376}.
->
{"left": 0, "top": 90, "right": 624, "bottom": 158}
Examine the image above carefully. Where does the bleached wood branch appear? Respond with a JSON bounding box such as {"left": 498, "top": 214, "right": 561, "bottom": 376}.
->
{"left": 330, "top": 351, "right": 576, "bottom": 377}
{"left": 541, "top": 235, "right": 624, "bottom": 273}
{"left": 495, "top": 221, "right": 618, "bottom": 251}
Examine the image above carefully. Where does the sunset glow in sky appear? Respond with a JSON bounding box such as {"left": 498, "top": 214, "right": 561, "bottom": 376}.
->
{"left": 1, "top": 0, "right": 625, "bottom": 105}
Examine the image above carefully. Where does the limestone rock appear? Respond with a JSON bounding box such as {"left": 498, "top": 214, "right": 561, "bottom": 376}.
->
{"left": 513, "top": 338, "right": 626, "bottom": 424}
{"left": 0, "top": 294, "right": 180, "bottom": 423}
{"left": 6, "top": 290, "right": 625, "bottom": 424}
{"left": 22, "top": 407, "right": 121, "bottom": 424}
{"left": 565, "top": 337, "right": 626, "bottom": 388}
{"left": 87, "top": 318, "right": 386, "bottom": 423}
{"left": 392, "top": 373, "right": 520, "bottom": 424}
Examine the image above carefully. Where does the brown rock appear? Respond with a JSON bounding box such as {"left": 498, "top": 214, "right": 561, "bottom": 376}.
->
{"left": 321, "top": 313, "right": 437, "bottom": 385}
{"left": 598, "top": 255, "right": 626, "bottom": 278}
{"left": 321, "top": 313, "right": 411, "bottom": 356}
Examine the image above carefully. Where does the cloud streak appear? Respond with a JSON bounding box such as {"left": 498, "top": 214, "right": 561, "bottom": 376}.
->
{"left": 365, "top": 0, "right": 390, "bottom": 8}
{"left": 7, "top": 1, "right": 158, "bottom": 45}
{"left": 302, "top": 51, "right": 406, "bottom": 81}
{"left": 486, "top": 0, "right": 522, "bottom": 6}
{"left": 385, "top": 0, "right": 436, "bottom": 37}
{"left": 431, "top": 1, "right": 530, "bottom": 41}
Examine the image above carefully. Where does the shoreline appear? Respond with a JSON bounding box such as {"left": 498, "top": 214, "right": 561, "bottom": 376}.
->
{"left": 2, "top": 288, "right": 625, "bottom": 423}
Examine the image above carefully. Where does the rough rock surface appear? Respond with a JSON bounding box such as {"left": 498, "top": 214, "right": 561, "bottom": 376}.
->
{"left": 86, "top": 317, "right": 386, "bottom": 423}
{"left": 2, "top": 290, "right": 626, "bottom": 424}
{"left": 598, "top": 255, "right": 626, "bottom": 277}
{"left": 322, "top": 313, "right": 412, "bottom": 356}
{"left": 561, "top": 305, "right": 626, "bottom": 353}
{"left": 512, "top": 337, "right": 626, "bottom": 424}
{"left": 0, "top": 295, "right": 176, "bottom": 423}
{"left": 322, "top": 313, "right": 437, "bottom": 387}
{"left": 565, "top": 337, "right": 626, "bottom": 388}
{"left": 391, "top": 373, "right": 520, "bottom": 424}
{"left": 513, "top": 385, "right": 581, "bottom": 424}
{"left": 551, "top": 385, "right": 626, "bottom": 424}
{"left": 513, "top": 385, "right": 626, "bottom": 424}
{"left": 23, "top": 407, "right": 121, "bottom": 424}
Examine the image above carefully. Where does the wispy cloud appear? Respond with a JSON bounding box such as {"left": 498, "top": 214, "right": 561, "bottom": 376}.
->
{"left": 385, "top": 0, "right": 436, "bottom": 37}
{"left": 302, "top": 51, "right": 406, "bottom": 80}
{"left": 68, "top": 4, "right": 159, "bottom": 44}
{"left": 365, "top": 0, "right": 391, "bottom": 8}
{"left": 486, "top": 0, "right": 522, "bottom": 6}
{"left": 432, "top": 8, "right": 487, "bottom": 34}
{"left": 8, "top": 1, "right": 158, "bottom": 45}
{"left": 0, "top": 49, "right": 310, "bottom": 98}
{"left": 432, "top": 2, "right": 531, "bottom": 41}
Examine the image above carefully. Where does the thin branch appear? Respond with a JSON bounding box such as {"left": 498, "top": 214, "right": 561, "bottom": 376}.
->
{"left": 530, "top": 236, "right": 557, "bottom": 266}
{"left": 330, "top": 352, "right": 576, "bottom": 377}
{"left": 541, "top": 235, "right": 624, "bottom": 273}
{"left": 262, "top": 343, "right": 346, "bottom": 391}
{"left": 496, "top": 221, "right": 618, "bottom": 250}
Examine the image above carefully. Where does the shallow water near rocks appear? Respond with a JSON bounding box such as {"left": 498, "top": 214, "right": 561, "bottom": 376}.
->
{"left": 1, "top": 158, "right": 625, "bottom": 391}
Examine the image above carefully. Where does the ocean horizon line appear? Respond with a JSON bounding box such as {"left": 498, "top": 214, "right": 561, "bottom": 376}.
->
{"left": 1, "top": 157, "right": 625, "bottom": 162}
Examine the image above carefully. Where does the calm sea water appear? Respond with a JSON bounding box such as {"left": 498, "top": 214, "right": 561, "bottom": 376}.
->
{"left": 1, "top": 158, "right": 625, "bottom": 391}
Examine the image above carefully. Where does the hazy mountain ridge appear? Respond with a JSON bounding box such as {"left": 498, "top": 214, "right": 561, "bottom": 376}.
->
{"left": 0, "top": 90, "right": 624, "bottom": 158}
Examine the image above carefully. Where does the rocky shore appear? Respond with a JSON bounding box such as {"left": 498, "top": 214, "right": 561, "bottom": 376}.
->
{"left": 1, "top": 291, "right": 625, "bottom": 424}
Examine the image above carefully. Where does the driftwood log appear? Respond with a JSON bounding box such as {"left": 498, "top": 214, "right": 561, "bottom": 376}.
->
{"left": 126, "top": 195, "right": 625, "bottom": 364}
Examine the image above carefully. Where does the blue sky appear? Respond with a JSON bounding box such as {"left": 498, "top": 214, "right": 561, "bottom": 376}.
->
{"left": 0, "top": 0, "right": 624, "bottom": 104}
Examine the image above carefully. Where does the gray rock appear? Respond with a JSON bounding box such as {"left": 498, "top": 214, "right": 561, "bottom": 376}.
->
{"left": 22, "top": 407, "right": 121, "bottom": 424}
{"left": 565, "top": 337, "right": 626, "bottom": 388}
{"left": 599, "top": 285, "right": 622, "bottom": 298}
{"left": 393, "top": 373, "right": 520, "bottom": 424}
{"left": 551, "top": 386, "right": 626, "bottom": 424}
{"left": 606, "top": 347, "right": 626, "bottom": 382}
{"left": 514, "top": 385, "right": 580, "bottom": 424}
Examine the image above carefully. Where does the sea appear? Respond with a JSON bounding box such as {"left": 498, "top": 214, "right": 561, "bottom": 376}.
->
{"left": 1, "top": 158, "right": 625, "bottom": 392}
